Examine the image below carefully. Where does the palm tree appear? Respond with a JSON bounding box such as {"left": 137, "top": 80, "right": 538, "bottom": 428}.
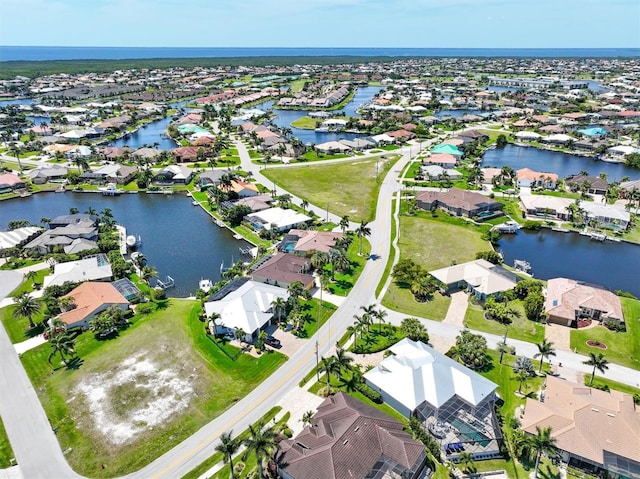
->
{"left": 529, "top": 426, "right": 557, "bottom": 478}
{"left": 12, "top": 292, "right": 42, "bottom": 329}
{"left": 287, "top": 281, "right": 305, "bottom": 309}
{"left": 333, "top": 347, "right": 353, "bottom": 376}
{"left": 301, "top": 199, "right": 309, "bottom": 214}
{"left": 23, "top": 269, "right": 37, "bottom": 284}
{"left": 360, "top": 304, "right": 376, "bottom": 332}
{"left": 355, "top": 220, "right": 371, "bottom": 256}
{"left": 270, "top": 297, "right": 287, "bottom": 324}
{"left": 243, "top": 421, "right": 277, "bottom": 479}
{"left": 458, "top": 452, "right": 476, "bottom": 474}
{"left": 47, "top": 332, "right": 76, "bottom": 365}
{"left": 583, "top": 352, "right": 609, "bottom": 386}
{"left": 310, "top": 250, "right": 328, "bottom": 271}
{"left": 534, "top": 338, "right": 556, "bottom": 374}
{"left": 319, "top": 356, "right": 340, "bottom": 395}
{"left": 339, "top": 215, "right": 350, "bottom": 234}
{"left": 140, "top": 265, "right": 158, "bottom": 297}
{"left": 516, "top": 368, "right": 530, "bottom": 393}
{"left": 373, "top": 307, "right": 387, "bottom": 333}
{"left": 347, "top": 319, "right": 363, "bottom": 350}
{"left": 301, "top": 410, "right": 314, "bottom": 428}
{"left": 497, "top": 341, "right": 510, "bottom": 364}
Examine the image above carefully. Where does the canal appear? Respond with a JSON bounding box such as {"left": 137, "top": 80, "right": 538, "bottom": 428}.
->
{"left": 482, "top": 145, "right": 639, "bottom": 182}
{"left": 0, "top": 192, "right": 250, "bottom": 298}
{"left": 498, "top": 229, "right": 640, "bottom": 297}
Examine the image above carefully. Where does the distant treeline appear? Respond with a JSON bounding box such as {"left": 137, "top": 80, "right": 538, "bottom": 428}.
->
{"left": 0, "top": 55, "right": 405, "bottom": 80}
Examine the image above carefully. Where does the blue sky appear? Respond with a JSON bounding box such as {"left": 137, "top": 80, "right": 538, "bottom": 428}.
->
{"left": 1, "top": 0, "right": 638, "bottom": 48}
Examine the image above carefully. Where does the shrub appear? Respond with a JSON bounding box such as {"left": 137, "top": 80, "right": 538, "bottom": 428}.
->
{"left": 522, "top": 220, "right": 543, "bottom": 231}
{"left": 154, "top": 288, "right": 167, "bottom": 300}
{"left": 136, "top": 303, "right": 154, "bottom": 315}
{"left": 355, "top": 382, "right": 382, "bottom": 403}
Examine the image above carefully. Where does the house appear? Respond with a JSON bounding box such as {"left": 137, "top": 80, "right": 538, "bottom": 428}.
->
{"left": 430, "top": 143, "right": 463, "bottom": 156}
{"left": 0, "top": 227, "right": 42, "bottom": 250}
{"left": 429, "top": 259, "right": 519, "bottom": 299}
{"left": 519, "top": 195, "right": 572, "bottom": 221}
{"left": 43, "top": 254, "right": 113, "bottom": 289}
{"left": 521, "top": 376, "right": 640, "bottom": 479}
{"left": 79, "top": 164, "right": 137, "bottom": 185}
{"left": 203, "top": 280, "right": 287, "bottom": 343}
{"left": 23, "top": 222, "right": 98, "bottom": 255}
{"left": 544, "top": 277, "right": 624, "bottom": 327}
{"left": 245, "top": 207, "right": 312, "bottom": 233}
{"left": 26, "top": 165, "right": 68, "bottom": 184}
{"left": 170, "top": 146, "right": 200, "bottom": 162}
{"left": 580, "top": 202, "right": 630, "bottom": 230}
{"left": 543, "top": 133, "right": 574, "bottom": 145}
{"left": 514, "top": 131, "right": 542, "bottom": 141}
{"left": 421, "top": 164, "right": 463, "bottom": 180}
{"left": 223, "top": 179, "right": 260, "bottom": 198}
{"left": 48, "top": 213, "right": 97, "bottom": 229}
{"left": 279, "top": 229, "right": 344, "bottom": 254}
{"left": 338, "top": 138, "right": 374, "bottom": 151}
{"left": 277, "top": 392, "right": 430, "bottom": 479}
{"left": 416, "top": 188, "right": 503, "bottom": 218}
{"left": 56, "top": 281, "right": 129, "bottom": 330}
{"left": 423, "top": 153, "right": 458, "bottom": 168}
{"left": 220, "top": 194, "right": 273, "bottom": 213}
{"left": 152, "top": 165, "right": 194, "bottom": 185}
{"left": 251, "top": 252, "right": 314, "bottom": 290}
{"left": 198, "top": 170, "right": 228, "bottom": 189}
{"left": 386, "top": 129, "right": 415, "bottom": 142}
{"left": 516, "top": 168, "right": 558, "bottom": 189}
{"left": 565, "top": 175, "right": 608, "bottom": 196}
{"left": 314, "top": 141, "right": 351, "bottom": 154}
{"left": 365, "top": 339, "right": 502, "bottom": 462}
{"left": 370, "top": 133, "right": 396, "bottom": 145}
{"left": 0, "top": 173, "right": 26, "bottom": 192}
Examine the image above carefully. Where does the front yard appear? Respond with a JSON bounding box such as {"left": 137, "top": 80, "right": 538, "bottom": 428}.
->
{"left": 465, "top": 299, "right": 545, "bottom": 344}
{"left": 19, "top": 299, "right": 286, "bottom": 477}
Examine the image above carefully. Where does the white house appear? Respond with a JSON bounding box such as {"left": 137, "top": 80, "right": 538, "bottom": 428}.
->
{"left": 203, "top": 280, "right": 288, "bottom": 343}
{"left": 43, "top": 254, "right": 113, "bottom": 289}
{"left": 245, "top": 207, "right": 312, "bottom": 232}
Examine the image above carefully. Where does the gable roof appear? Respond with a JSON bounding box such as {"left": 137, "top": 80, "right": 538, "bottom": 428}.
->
{"left": 277, "top": 392, "right": 425, "bottom": 479}
{"left": 284, "top": 229, "right": 344, "bottom": 254}
{"left": 57, "top": 281, "right": 128, "bottom": 327}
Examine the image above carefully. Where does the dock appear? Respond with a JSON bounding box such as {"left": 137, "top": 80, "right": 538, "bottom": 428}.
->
{"left": 491, "top": 221, "right": 519, "bottom": 234}
{"left": 114, "top": 225, "right": 128, "bottom": 254}
{"left": 156, "top": 276, "right": 175, "bottom": 290}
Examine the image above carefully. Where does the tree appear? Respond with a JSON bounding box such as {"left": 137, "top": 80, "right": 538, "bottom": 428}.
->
{"left": 583, "top": 352, "right": 609, "bottom": 386}
{"left": 534, "top": 338, "right": 556, "bottom": 373}
{"left": 475, "top": 250, "right": 503, "bottom": 264}
{"left": 333, "top": 347, "right": 353, "bottom": 375}
{"left": 496, "top": 134, "right": 508, "bottom": 148}
{"left": 47, "top": 330, "right": 76, "bottom": 365}
{"left": 458, "top": 452, "right": 476, "bottom": 474}
{"left": 516, "top": 368, "right": 530, "bottom": 394}
{"left": 256, "top": 330, "right": 267, "bottom": 352}
{"left": 339, "top": 215, "right": 350, "bottom": 233}
{"left": 450, "top": 329, "right": 488, "bottom": 370}
{"left": 301, "top": 199, "right": 309, "bottom": 214}
{"left": 243, "top": 421, "right": 277, "bottom": 479}
{"left": 223, "top": 205, "right": 252, "bottom": 227}
{"left": 497, "top": 341, "right": 510, "bottom": 364}
{"left": 355, "top": 221, "right": 371, "bottom": 256}
{"left": 529, "top": 426, "right": 557, "bottom": 478}
{"left": 216, "top": 430, "right": 241, "bottom": 479}
{"left": 524, "top": 293, "right": 545, "bottom": 321}
{"left": 270, "top": 297, "right": 288, "bottom": 324}
{"left": 400, "top": 317, "right": 429, "bottom": 343}
{"left": 140, "top": 265, "right": 158, "bottom": 296}
{"left": 301, "top": 410, "right": 315, "bottom": 428}
{"left": 287, "top": 281, "right": 305, "bottom": 309}
{"left": 319, "top": 356, "right": 340, "bottom": 395}
{"left": 12, "top": 292, "right": 42, "bottom": 329}
{"left": 348, "top": 316, "right": 364, "bottom": 349}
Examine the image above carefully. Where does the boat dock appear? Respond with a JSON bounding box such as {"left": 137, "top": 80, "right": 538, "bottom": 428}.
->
{"left": 114, "top": 225, "right": 128, "bottom": 254}
{"left": 156, "top": 276, "right": 175, "bottom": 290}
{"left": 491, "top": 221, "right": 519, "bottom": 234}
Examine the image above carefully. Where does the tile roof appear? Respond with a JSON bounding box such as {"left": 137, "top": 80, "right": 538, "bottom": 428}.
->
{"left": 544, "top": 278, "right": 624, "bottom": 323}
{"left": 57, "top": 282, "right": 128, "bottom": 327}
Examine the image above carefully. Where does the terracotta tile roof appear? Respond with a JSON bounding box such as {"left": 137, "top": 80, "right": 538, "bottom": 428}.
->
{"left": 285, "top": 229, "right": 343, "bottom": 254}
{"left": 251, "top": 253, "right": 314, "bottom": 289}
{"left": 545, "top": 278, "right": 623, "bottom": 323}
{"left": 57, "top": 282, "right": 128, "bottom": 327}
{"left": 517, "top": 168, "right": 558, "bottom": 182}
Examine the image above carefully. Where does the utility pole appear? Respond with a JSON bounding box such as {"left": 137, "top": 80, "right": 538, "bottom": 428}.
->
{"left": 315, "top": 341, "right": 319, "bottom": 381}
{"left": 326, "top": 202, "right": 329, "bottom": 222}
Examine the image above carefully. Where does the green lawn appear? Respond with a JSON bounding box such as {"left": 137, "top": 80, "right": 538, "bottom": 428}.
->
{"left": 262, "top": 155, "right": 399, "bottom": 222}
{"left": 290, "top": 116, "right": 318, "bottom": 129}
{"left": 397, "top": 208, "right": 491, "bottom": 270}
{"left": 464, "top": 299, "right": 545, "bottom": 344}
{"left": 570, "top": 297, "right": 640, "bottom": 371}
{"left": 321, "top": 239, "right": 371, "bottom": 296}
{"left": 349, "top": 323, "right": 404, "bottom": 353}
{"left": 585, "top": 376, "right": 640, "bottom": 396}
{"left": 0, "top": 302, "right": 46, "bottom": 344}
{"left": 9, "top": 269, "right": 47, "bottom": 297}
{"left": 0, "top": 417, "right": 15, "bottom": 468}
{"left": 292, "top": 298, "right": 337, "bottom": 339}
{"left": 382, "top": 283, "right": 451, "bottom": 321}
{"left": 299, "top": 151, "right": 349, "bottom": 162}
{"left": 19, "top": 299, "right": 286, "bottom": 477}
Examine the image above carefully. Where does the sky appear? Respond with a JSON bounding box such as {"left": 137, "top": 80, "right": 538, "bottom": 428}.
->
{"left": 0, "top": 0, "right": 639, "bottom": 48}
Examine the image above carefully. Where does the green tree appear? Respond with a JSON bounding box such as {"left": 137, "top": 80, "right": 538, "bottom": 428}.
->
{"left": 529, "top": 426, "right": 557, "bottom": 478}
{"left": 355, "top": 220, "right": 371, "bottom": 256}
{"left": 140, "top": 265, "right": 158, "bottom": 297}
{"left": 496, "top": 133, "right": 508, "bottom": 148}
{"left": 524, "top": 293, "right": 545, "bottom": 321}
{"left": 400, "top": 317, "right": 429, "bottom": 343}
{"left": 301, "top": 410, "right": 314, "bottom": 428}
{"left": 583, "top": 352, "right": 609, "bottom": 386}
{"left": 271, "top": 297, "right": 288, "bottom": 324}
{"left": 215, "top": 430, "right": 241, "bottom": 479}
{"left": 47, "top": 331, "right": 76, "bottom": 365}
{"left": 534, "top": 338, "right": 556, "bottom": 373}
{"left": 450, "top": 329, "right": 488, "bottom": 370}
{"left": 12, "top": 292, "right": 42, "bottom": 329}
{"left": 339, "top": 215, "right": 350, "bottom": 233}
{"left": 458, "top": 452, "right": 476, "bottom": 474}
{"left": 333, "top": 347, "right": 353, "bottom": 376}
{"left": 243, "top": 421, "right": 277, "bottom": 479}
{"left": 319, "top": 356, "right": 340, "bottom": 395}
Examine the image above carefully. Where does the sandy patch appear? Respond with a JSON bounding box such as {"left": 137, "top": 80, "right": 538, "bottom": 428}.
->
{"left": 74, "top": 352, "right": 194, "bottom": 445}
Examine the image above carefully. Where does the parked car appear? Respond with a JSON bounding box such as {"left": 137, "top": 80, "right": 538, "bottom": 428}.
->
{"left": 264, "top": 335, "right": 281, "bottom": 348}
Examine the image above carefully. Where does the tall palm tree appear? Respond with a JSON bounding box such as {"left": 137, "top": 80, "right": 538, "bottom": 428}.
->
{"left": 347, "top": 318, "right": 363, "bottom": 350}
{"left": 516, "top": 368, "right": 530, "bottom": 393}
{"left": 140, "top": 265, "right": 158, "bottom": 296}
{"left": 287, "top": 281, "right": 305, "bottom": 309}
{"left": 458, "top": 451, "right": 476, "bottom": 474}
{"left": 583, "top": 352, "right": 609, "bottom": 386}
{"left": 243, "top": 421, "right": 277, "bottom": 479}
{"left": 12, "top": 292, "right": 41, "bottom": 329}
{"left": 373, "top": 307, "right": 387, "bottom": 333}
{"left": 333, "top": 347, "right": 353, "bottom": 376}
{"left": 529, "top": 426, "right": 557, "bottom": 478}
{"left": 497, "top": 341, "right": 510, "bottom": 364}
{"left": 310, "top": 250, "right": 328, "bottom": 271}
{"left": 339, "top": 215, "right": 350, "bottom": 234}
{"left": 47, "top": 332, "right": 76, "bottom": 365}
{"left": 270, "top": 297, "right": 287, "bottom": 324}
{"left": 301, "top": 410, "right": 314, "bottom": 428}
{"left": 360, "top": 304, "right": 376, "bottom": 332}
{"left": 534, "top": 338, "right": 556, "bottom": 374}
{"left": 355, "top": 220, "right": 371, "bottom": 256}
{"left": 301, "top": 199, "right": 309, "bottom": 214}
{"left": 319, "top": 356, "right": 340, "bottom": 395}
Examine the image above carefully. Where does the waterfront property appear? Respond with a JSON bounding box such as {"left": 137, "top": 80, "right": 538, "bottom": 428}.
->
{"left": 55, "top": 281, "right": 129, "bottom": 330}
{"left": 416, "top": 188, "right": 503, "bottom": 218}
{"left": 0, "top": 173, "right": 26, "bottom": 192}
{"left": 203, "top": 279, "right": 288, "bottom": 343}
{"left": 152, "top": 165, "right": 194, "bottom": 185}
{"left": 26, "top": 165, "right": 68, "bottom": 184}
{"left": 245, "top": 207, "right": 312, "bottom": 233}
{"left": 79, "top": 164, "right": 138, "bottom": 185}
{"left": 521, "top": 376, "right": 640, "bottom": 479}
{"left": 0, "top": 226, "right": 42, "bottom": 250}
{"left": 429, "top": 259, "right": 520, "bottom": 300}
{"left": 277, "top": 392, "right": 429, "bottom": 479}
{"left": 544, "top": 277, "right": 624, "bottom": 328}
{"left": 365, "top": 339, "right": 502, "bottom": 462}
{"left": 279, "top": 229, "right": 344, "bottom": 254}
{"left": 43, "top": 254, "right": 113, "bottom": 288}
{"left": 516, "top": 168, "right": 558, "bottom": 189}
{"left": 250, "top": 252, "right": 315, "bottom": 290}
{"left": 23, "top": 222, "right": 98, "bottom": 255}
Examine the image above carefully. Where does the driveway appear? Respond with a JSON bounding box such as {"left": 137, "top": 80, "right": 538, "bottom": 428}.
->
{"left": 544, "top": 321, "right": 572, "bottom": 352}
{"left": 442, "top": 291, "right": 469, "bottom": 328}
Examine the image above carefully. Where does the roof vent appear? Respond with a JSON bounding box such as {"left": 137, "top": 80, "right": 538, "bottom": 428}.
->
{"left": 354, "top": 426, "right": 360, "bottom": 432}
{"left": 591, "top": 408, "right": 599, "bottom": 412}
{"left": 607, "top": 413, "right": 615, "bottom": 417}
{"left": 343, "top": 440, "right": 349, "bottom": 445}
{"left": 295, "top": 441, "right": 309, "bottom": 450}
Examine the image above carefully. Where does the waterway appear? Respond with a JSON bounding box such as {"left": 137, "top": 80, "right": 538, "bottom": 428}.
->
{"left": 498, "top": 229, "right": 639, "bottom": 297}
{"left": 0, "top": 192, "right": 250, "bottom": 297}
{"left": 434, "top": 109, "right": 487, "bottom": 118}
{"left": 109, "top": 115, "right": 178, "bottom": 150}
{"left": 482, "top": 145, "right": 639, "bottom": 181}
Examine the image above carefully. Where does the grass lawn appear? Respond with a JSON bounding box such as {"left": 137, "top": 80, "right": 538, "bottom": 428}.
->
{"left": 349, "top": 323, "right": 404, "bottom": 354}
{"left": 262, "top": 155, "right": 399, "bottom": 223}
{"left": 464, "top": 299, "right": 545, "bottom": 344}
{"left": 0, "top": 302, "right": 46, "bottom": 344}
{"left": 290, "top": 79, "right": 307, "bottom": 93}
{"left": 382, "top": 283, "right": 451, "bottom": 321}
{"left": 291, "top": 298, "right": 337, "bottom": 339}
{"left": 585, "top": 376, "right": 640, "bottom": 396}
{"left": 298, "top": 151, "right": 349, "bottom": 162}
{"left": 19, "top": 299, "right": 286, "bottom": 478}
{"left": 9, "top": 269, "right": 47, "bottom": 297}
{"left": 570, "top": 297, "right": 640, "bottom": 371}
{"left": 397, "top": 208, "right": 491, "bottom": 270}
{"left": 290, "top": 116, "right": 318, "bottom": 129}
{"left": 0, "top": 417, "right": 15, "bottom": 468}
{"left": 320, "top": 238, "right": 371, "bottom": 297}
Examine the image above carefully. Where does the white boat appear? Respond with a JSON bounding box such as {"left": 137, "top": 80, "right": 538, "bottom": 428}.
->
{"left": 199, "top": 279, "right": 214, "bottom": 293}
{"left": 192, "top": 200, "right": 199, "bottom": 206}
{"left": 99, "top": 183, "right": 121, "bottom": 196}
{"left": 126, "top": 235, "right": 137, "bottom": 247}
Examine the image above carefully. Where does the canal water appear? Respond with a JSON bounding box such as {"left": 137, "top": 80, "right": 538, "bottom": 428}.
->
{"left": 435, "top": 109, "right": 486, "bottom": 118}
{"left": 109, "top": 115, "right": 178, "bottom": 150}
{"left": 482, "top": 145, "right": 639, "bottom": 181}
{"left": 0, "top": 192, "right": 250, "bottom": 297}
{"left": 499, "top": 229, "right": 640, "bottom": 297}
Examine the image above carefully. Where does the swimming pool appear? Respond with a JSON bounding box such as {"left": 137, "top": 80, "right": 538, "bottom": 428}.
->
{"left": 449, "top": 418, "right": 491, "bottom": 447}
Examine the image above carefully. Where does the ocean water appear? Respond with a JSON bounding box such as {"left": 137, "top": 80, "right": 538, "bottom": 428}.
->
{"left": 1, "top": 46, "right": 639, "bottom": 62}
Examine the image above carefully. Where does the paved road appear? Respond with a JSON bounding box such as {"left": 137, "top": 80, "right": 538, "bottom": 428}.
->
{"left": 1, "top": 137, "right": 639, "bottom": 479}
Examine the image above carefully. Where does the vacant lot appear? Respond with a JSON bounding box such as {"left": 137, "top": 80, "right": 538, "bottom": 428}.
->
{"left": 20, "top": 299, "right": 286, "bottom": 477}
{"left": 262, "top": 155, "right": 400, "bottom": 222}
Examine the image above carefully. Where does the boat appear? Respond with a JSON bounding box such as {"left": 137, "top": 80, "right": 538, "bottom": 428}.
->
{"left": 199, "top": 279, "right": 214, "bottom": 293}
{"left": 192, "top": 200, "right": 199, "bottom": 206}
{"left": 99, "top": 183, "right": 121, "bottom": 196}
{"left": 513, "top": 259, "right": 532, "bottom": 275}
{"left": 126, "top": 235, "right": 137, "bottom": 247}
{"left": 590, "top": 232, "right": 606, "bottom": 242}
{"left": 233, "top": 233, "right": 243, "bottom": 240}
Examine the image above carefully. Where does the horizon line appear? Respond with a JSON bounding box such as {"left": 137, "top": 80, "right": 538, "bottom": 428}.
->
{"left": 2, "top": 45, "right": 639, "bottom": 50}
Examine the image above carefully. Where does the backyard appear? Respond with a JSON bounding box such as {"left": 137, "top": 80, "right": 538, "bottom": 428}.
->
{"left": 465, "top": 299, "right": 546, "bottom": 344}
{"left": 261, "top": 155, "right": 400, "bottom": 222}
{"left": 18, "top": 299, "right": 286, "bottom": 477}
